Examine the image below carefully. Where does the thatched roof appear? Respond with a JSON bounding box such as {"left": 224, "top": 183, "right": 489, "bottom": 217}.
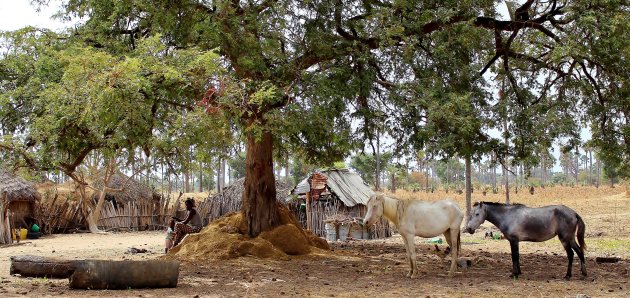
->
{"left": 211, "top": 177, "right": 292, "bottom": 203}
{"left": 90, "top": 172, "right": 157, "bottom": 203}
{"left": 0, "top": 170, "right": 41, "bottom": 203}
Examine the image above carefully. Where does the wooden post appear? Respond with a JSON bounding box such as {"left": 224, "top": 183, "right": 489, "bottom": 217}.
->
{"left": 305, "top": 191, "right": 312, "bottom": 231}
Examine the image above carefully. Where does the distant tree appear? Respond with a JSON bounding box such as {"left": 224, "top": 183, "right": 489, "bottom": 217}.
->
{"left": 228, "top": 151, "right": 247, "bottom": 180}
{"left": 349, "top": 152, "right": 393, "bottom": 187}
{"left": 289, "top": 158, "right": 316, "bottom": 185}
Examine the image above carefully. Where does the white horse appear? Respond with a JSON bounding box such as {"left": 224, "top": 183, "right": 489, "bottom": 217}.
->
{"left": 363, "top": 194, "right": 464, "bottom": 278}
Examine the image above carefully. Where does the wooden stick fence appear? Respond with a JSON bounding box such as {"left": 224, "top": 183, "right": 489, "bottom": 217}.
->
{"left": 38, "top": 191, "right": 177, "bottom": 233}
{"left": 287, "top": 195, "right": 392, "bottom": 239}
{"left": 38, "top": 195, "right": 85, "bottom": 234}
{"left": 97, "top": 200, "right": 175, "bottom": 231}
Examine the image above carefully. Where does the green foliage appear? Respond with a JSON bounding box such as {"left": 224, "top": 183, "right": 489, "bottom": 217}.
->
{"left": 436, "top": 159, "right": 465, "bottom": 185}
{"left": 3, "top": 0, "right": 629, "bottom": 194}
{"left": 290, "top": 158, "right": 316, "bottom": 185}
{"left": 349, "top": 152, "right": 393, "bottom": 186}
{"left": 0, "top": 28, "right": 229, "bottom": 178}
{"left": 228, "top": 151, "right": 247, "bottom": 180}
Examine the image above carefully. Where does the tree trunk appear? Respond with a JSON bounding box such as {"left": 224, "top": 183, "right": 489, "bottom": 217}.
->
{"left": 70, "top": 260, "right": 179, "bottom": 289}
{"left": 375, "top": 130, "right": 381, "bottom": 191}
{"left": 221, "top": 158, "right": 227, "bottom": 189}
{"left": 242, "top": 131, "right": 280, "bottom": 238}
{"left": 285, "top": 152, "right": 290, "bottom": 184}
{"left": 425, "top": 163, "right": 429, "bottom": 191}
{"left": 305, "top": 191, "right": 312, "bottom": 231}
{"left": 541, "top": 156, "right": 545, "bottom": 187}
{"left": 589, "top": 151, "right": 593, "bottom": 186}
{"left": 199, "top": 162, "right": 203, "bottom": 193}
{"left": 216, "top": 158, "right": 222, "bottom": 192}
{"left": 10, "top": 255, "right": 78, "bottom": 278}
{"left": 88, "top": 158, "right": 116, "bottom": 233}
{"left": 502, "top": 86, "right": 510, "bottom": 202}
{"left": 465, "top": 155, "right": 472, "bottom": 219}
{"left": 447, "top": 160, "right": 450, "bottom": 186}
{"left": 573, "top": 152, "right": 580, "bottom": 186}
{"left": 492, "top": 153, "right": 497, "bottom": 192}
{"left": 184, "top": 171, "right": 190, "bottom": 193}
{"left": 503, "top": 158, "right": 510, "bottom": 204}
{"left": 596, "top": 160, "right": 601, "bottom": 188}
{"left": 391, "top": 172, "right": 396, "bottom": 193}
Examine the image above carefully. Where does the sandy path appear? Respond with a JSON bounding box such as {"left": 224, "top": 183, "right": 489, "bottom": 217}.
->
{"left": 0, "top": 231, "right": 165, "bottom": 279}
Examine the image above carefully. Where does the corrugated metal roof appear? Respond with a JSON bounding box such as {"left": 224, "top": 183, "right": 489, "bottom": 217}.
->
{"left": 292, "top": 178, "right": 310, "bottom": 195}
{"left": 289, "top": 169, "right": 374, "bottom": 207}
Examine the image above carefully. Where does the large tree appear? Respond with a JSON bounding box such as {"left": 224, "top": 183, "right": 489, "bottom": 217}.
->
{"left": 0, "top": 30, "right": 228, "bottom": 231}
{"left": 6, "top": 0, "right": 628, "bottom": 238}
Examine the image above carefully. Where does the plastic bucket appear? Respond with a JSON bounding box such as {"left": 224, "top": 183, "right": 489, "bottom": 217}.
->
{"left": 338, "top": 224, "right": 350, "bottom": 241}
{"left": 350, "top": 225, "right": 364, "bottom": 239}
{"left": 12, "top": 228, "right": 27, "bottom": 241}
{"left": 324, "top": 223, "right": 337, "bottom": 241}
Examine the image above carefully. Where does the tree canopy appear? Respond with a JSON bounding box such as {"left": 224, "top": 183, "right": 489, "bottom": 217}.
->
{"left": 1, "top": 0, "right": 628, "bottom": 236}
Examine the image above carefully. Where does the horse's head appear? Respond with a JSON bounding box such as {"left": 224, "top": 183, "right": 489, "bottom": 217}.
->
{"left": 464, "top": 202, "right": 487, "bottom": 234}
{"left": 363, "top": 194, "right": 385, "bottom": 227}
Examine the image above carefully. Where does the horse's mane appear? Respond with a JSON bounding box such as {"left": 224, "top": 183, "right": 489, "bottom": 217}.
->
{"left": 474, "top": 201, "right": 526, "bottom": 207}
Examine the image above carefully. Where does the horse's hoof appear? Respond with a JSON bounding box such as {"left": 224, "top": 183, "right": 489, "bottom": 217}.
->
{"left": 510, "top": 274, "right": 519, "bottom": 279}
{"left": 563, "top": 275, "right": 571, "bottom": 281}
{"left": 410, "top": 272, "right": 418, "bottom": 279}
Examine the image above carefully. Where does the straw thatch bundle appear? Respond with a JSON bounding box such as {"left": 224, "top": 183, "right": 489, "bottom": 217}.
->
{"left": 0, "top": 170, "right": 41, "bottom": 204}
{"left": 198, "top": 178, "right": 292, "bottom": 225}
{"left": 90, "top": 172, "right": 157, "bottom": 204}
{"left": 1, "top": 170, "right": 41, "bottom": 244}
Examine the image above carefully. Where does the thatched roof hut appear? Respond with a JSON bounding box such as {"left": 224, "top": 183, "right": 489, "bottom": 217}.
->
{"left": 197, "top": 177, "right": 292, "bottom": 225}
{"left": 90, "top": 172, "right": 159, "bottom": 206}
{"left": 0, "top": 170, "right": 41, "bottom": 244}
{"left": 35, "top": 171, "right": 162, "bottom": 234}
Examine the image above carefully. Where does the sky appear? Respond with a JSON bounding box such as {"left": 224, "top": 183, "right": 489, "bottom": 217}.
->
{"left": 0, "top": 0, "right": 68, "bottom": 32}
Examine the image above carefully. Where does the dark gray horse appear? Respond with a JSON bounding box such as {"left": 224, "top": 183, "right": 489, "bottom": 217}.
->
{"left": 464, "top": 202, "right": 587, "bottom": 280}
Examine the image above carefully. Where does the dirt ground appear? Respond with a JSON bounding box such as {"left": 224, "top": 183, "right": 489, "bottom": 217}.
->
{"left": 1, "top": 188, "right": 629, "bottom": 297}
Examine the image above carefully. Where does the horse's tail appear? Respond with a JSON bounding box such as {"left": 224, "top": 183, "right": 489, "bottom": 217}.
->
{"left": 576, "top": 213, "right": 587, "bottom": 252}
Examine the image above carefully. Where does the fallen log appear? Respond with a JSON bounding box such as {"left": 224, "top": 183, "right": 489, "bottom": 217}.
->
{"left": 69, "top": 259, "right": 180, "bottom": 289}
{"left": 10, "top": 255, "right": 78, "bottom": 278}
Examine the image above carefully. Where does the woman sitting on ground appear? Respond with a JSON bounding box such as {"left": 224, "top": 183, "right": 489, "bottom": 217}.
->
{"left": 172, "top": 198, "right": 203, "bottom": 247}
